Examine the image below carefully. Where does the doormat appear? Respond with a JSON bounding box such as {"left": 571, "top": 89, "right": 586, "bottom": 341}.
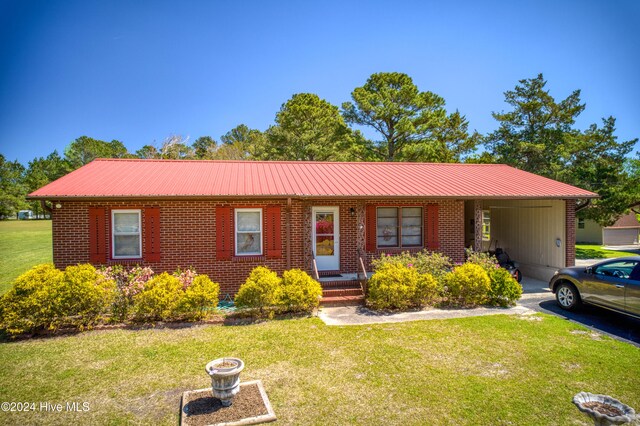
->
{"left": 180, "top": 380, "right": 276, "bottom": 426}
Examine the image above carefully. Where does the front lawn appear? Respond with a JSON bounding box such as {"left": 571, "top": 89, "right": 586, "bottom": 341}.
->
{"left": 1, "top": 314, "right": 638, "bottom": 425}
{"left": 575, "top": 244, "right": 638, "bottom": 260}
{"left": 0, "top": 220, "right": 52, "bottom": 294}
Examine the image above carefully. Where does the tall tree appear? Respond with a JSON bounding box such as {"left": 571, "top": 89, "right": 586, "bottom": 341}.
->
{"left": 484, "top": 73, "right": 585, "bottom": 177}
{"left": 192, "top": 136, "right": 217, "bottom": 159}
{"left": 267, "top": 93, "right": 356, "bottom": 161}
{"left": 24, "top": 151, "right": 71, "bottom": 217}
{"left": 342, "top": 72, "right": 477, "bottom": 162}
{"left": 486, "top": 74, "right": 638, "bottom": 225}
{"left": 0, "top": 155, "right": 27, "bottom": 218}
{"left": 64, "top": 136, "right": 132, "bottom": 168}
{"left": 216, "top": 124, "right": 268, "bottom": 160}
{"left": 136, "top": 145, "right": 161, "bottom": 159}
{"left": 159, "top": 135, "right": 194, "bottom": 159}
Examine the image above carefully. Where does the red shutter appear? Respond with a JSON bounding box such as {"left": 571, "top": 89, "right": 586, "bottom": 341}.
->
{"left": 265, "top": 206, "right": 282, "bottom": 258}
{"left": 426, "top": 204, "right": 439, "bottom": 250}
{"left": 366, "top": 205, "right": 377, "bottom": 252}
{"left": 216, "top": 207, "right": 232, "bottom": 260}
{"left": 88, "top": 207, "right": 107, "bottom": 263}
{"left": 145, "top": 207, "right": 161, "bottom": 262}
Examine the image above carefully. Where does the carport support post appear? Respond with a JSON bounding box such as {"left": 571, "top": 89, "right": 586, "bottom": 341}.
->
{"left": 474, "top": 200, "right": 483, "bottom": 252}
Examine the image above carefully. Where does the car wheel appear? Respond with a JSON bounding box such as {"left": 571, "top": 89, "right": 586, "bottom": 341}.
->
{"left": 556, "top": 282, "right": 581, "bottom": 311}
{"left": 514, "top": 269, "right": 522, "bottom": 283}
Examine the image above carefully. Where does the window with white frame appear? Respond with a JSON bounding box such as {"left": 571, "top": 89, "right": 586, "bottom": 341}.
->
{"left": 578, "top": 218, "right": 585, "bottom": 229}
{"left": 376, "top": 207, "right": 423, "bottom": 248}
{"left": 235, "top": 208, "right": 262, "bottom": 255}
{"left": 112, "top": 209, "right": 142, "bottom": 258}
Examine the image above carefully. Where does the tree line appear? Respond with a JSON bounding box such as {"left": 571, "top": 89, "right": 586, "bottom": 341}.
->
{"left": 1, "top": 72, "right": 638, "bottom": 224}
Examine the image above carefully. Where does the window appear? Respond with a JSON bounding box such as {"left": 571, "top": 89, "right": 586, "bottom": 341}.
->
{"left": 376, "top": 207, "right": 423, "bottom": 248}
{"left": 482, "top": 210, "right": 491, "bottom": 241}
{"left": 112, "top": 209, "right": 142, "bottom": 259}
{"left": 235, "top": 208, "right": 262, "bottom": 255}
{"left": 593, "top": 260, "right": 639, "bottom": 280}
{"left": 578, "top": 218, "right": 585, "bottom": 229}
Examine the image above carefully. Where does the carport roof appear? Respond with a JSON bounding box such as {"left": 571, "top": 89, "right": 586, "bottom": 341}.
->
{"left": 28, "top": 159, "right": 599, "bottom": 200}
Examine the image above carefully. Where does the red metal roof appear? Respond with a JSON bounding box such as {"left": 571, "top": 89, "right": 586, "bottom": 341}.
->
{"left": 28, "top": 159, "right": 598, "bottom": 199}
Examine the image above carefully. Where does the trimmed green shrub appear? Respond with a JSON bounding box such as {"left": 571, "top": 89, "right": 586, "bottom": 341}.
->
{"left": 278, "top": 269, "right": 322, "bottom": 312}
{"left": 0, "top": 264, "right": 116, "bottom": 335}
{"left": 371, "top": 250, "right": 453, "bottom": 286}
{"left": 0, "top": 264, "right": 63, "bottom": 335}
{"left": 487, "top": 268, "right": 522, "bottom": 307}
{"left": 465, "top": 249, "right": 500, "bottom": 273}
{"left": 56, "top": 264, "right": 117, "bottom": 328}
{"left": 178, "top": 275, "right": 220, "bottom": 320}
{"left": 234, "top": 266, "right": 282, "bottom": 312}
{"left": 444, "top": 263, "right": 491, "bottom": 307}
{"left": 367, "top": 262, "right": 438, "bottom": 310}
{"left": 133, "top": 273, "right": 183, "bottom": 321}
{"left": 412, "top": 272, "right": 440, "bottom": 307}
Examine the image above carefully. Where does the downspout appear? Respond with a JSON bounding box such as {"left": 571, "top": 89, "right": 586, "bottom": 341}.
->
{"left": 286, "top": 197, "right": 292, "bottom": 270}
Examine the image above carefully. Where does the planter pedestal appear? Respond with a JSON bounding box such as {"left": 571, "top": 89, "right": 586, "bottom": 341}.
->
{"left": 206, "top": 358, "right": 245, "bottom": 407}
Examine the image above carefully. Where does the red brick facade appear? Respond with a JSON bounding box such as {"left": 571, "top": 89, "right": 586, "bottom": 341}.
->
{"left": 51, "top": 198, "right": 468, "bottom": 296}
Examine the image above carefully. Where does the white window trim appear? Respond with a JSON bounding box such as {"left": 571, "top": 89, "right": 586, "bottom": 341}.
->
{"left": 235, "top": 208, "right": 263, "bottom": 256}
{"left": 111, "top": 209, "right": 142, "bottom": 259}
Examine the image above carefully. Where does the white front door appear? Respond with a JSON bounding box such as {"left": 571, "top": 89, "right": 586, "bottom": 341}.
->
{"left": 312, "top": 206, "right": 340, "bottom": 271}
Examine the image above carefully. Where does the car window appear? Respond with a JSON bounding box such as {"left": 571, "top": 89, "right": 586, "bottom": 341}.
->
{"left": 594, "top": 260, "right": 639, "bottom": 280}
{"left": 630, "top": 264, "right": 640, "bottom": 281}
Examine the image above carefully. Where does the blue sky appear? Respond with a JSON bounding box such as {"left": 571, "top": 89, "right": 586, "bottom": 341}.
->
{"left": 0, "top": 0, "right": 638, "bottom": 164}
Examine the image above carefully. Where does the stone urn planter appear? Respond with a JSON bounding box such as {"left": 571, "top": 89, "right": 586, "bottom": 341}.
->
{"left": 205, "top": 357, "right": 245, "bottom": 407}
{"left": 573, "top": 392, "right": 636, "bottom": 426}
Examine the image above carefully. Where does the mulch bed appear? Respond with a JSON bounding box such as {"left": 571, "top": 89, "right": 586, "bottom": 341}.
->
{"left": 181, "top": 381, "right": 275, "bottom": 426}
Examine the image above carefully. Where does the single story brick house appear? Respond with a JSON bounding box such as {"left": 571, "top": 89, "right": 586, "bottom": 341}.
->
{"left": 28, "top": 159, "right": 597, "bottom": 298}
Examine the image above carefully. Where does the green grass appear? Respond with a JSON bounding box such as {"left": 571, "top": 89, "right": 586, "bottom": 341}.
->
{"left": 0, "top": 220, "right": 52, "bottom": 294}
{"left": 575, "top": 244, "right": 638, "bottom": 260}
{"left": 0, "top": 314, "right": 638, "bottom": 425}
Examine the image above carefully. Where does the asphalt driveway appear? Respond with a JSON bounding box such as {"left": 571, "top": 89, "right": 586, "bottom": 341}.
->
{"left": 519, "top": 276, "right": 640, "bottom": 347}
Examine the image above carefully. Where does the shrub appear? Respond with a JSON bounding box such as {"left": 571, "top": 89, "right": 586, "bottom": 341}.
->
{"left": 487, "top": 268, "right": 522, "bottom": 307}
{"left": 133, "top": 273, "right": 183, "bottom": 321}
{"left": 56, "top": 264, "right": 117, "bottom": 328}
{"left": 371, "top": 250, "right": 453, "bottom": 286}
{"left": 0, "top": 264, "right": 63, "bottom": 335}
{"left": 278, "top": 269, "right": 322, "bottom": 312}
{"left": 367, "top": 262, "right": 438, "bottom": 310}
{"left": 178, "top": 275, "right": 220, "bottom": 320}
{"left": 99, "top": 265, "right": 154, "bottom": 321}
{"left": 174, "top": 267, "right": 197, "bottom": 289}
{"left": 443, "top": 263, "right": 491, "bottom": 307}
{"left": 234, "top": 266, "right": 281, "bottom": 312}
{"left": 0, "top": 264, "right": 116, "bottom": 335}
{"left": 465, "top": 249, "right": 499, "bottom": 273}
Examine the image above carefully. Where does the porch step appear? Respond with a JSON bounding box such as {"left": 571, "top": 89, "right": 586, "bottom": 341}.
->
{"left": 319, "top": 280, "right": 361, "bottom": 289}
{"left": 320, "top": 294, "right": 365, "bottom": 307}
{"left": 322, "top": 287, "right": 363, "bottom": 298}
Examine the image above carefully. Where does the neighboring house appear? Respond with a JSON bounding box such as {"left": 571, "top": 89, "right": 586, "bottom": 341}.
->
{"left": 576, "top": 213, "right": 640, "bottom": 246}
{"left": 28, "top": 159, "right": 597, "bottom": 298}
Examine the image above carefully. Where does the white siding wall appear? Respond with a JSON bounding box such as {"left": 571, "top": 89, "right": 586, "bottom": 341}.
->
{"left": 484, "top": 199, "right": 566, "bottom": 281}
{"left": 576, "top": 219, "right": 603, "bottom": 244}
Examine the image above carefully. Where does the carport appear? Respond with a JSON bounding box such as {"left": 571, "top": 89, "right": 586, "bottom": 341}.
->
{"left": 465, "top": 198, "right": 587, "bottom": 282}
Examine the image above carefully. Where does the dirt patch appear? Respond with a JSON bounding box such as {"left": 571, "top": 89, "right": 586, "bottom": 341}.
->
{"left": 570, "top": 330, "right": 603, "bottom": 340}
{"left": 181, "top": 382, "right": 273, "bottom": 426}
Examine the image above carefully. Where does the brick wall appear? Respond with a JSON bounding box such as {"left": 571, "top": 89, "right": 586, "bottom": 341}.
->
{"left": 565, "top": 200, "right": 576, "bottom": 267}
{"left": 51, "top": 197, "right": 466, "bottom": 296}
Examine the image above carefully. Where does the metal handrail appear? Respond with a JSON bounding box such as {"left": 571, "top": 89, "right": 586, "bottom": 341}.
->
{"left": 357, "top": 251, "right": 368, "bottom": 295}
{"left": 311, "top": 252, "right": 320, "bottom": 281}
